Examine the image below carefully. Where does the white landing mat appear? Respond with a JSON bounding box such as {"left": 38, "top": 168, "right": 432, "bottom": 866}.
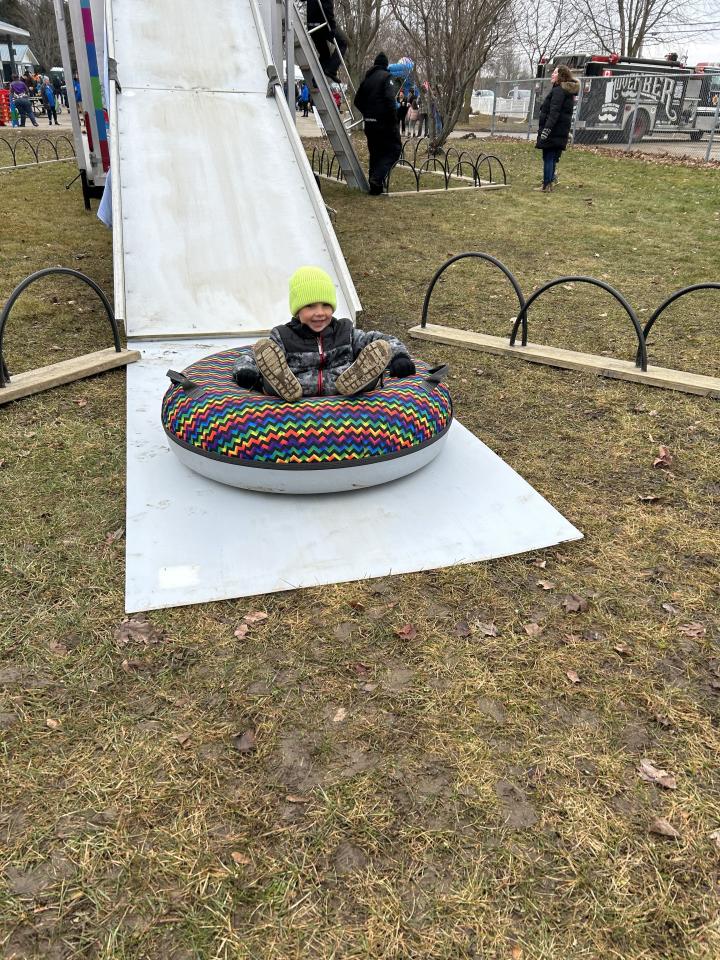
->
{"left": 126, "top": 340, "right": 583, "bottom": 613}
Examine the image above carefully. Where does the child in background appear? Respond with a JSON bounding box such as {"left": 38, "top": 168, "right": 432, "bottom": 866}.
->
{"left": 233, "top": 266, "right": 416, "bottom": 401}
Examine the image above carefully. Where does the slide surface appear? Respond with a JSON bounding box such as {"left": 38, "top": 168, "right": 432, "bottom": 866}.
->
{"left": 110, "top": 0, "right": 359, "bottom": 337}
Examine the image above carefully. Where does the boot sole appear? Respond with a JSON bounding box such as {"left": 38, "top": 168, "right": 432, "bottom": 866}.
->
{"left": 336, "top": 341, "right": 392, "bottom": 396}
{"left": 254, "top": 339, "right": 303, "bottom": 402}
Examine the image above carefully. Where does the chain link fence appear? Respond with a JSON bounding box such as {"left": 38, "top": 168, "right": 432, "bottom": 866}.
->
{"left": 470, "top": 73, "right": 720, "bottom": 161}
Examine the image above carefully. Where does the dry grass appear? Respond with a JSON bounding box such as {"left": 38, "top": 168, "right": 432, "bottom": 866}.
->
{"left": 1, "top": 139, "right": 719, "bottom": 959}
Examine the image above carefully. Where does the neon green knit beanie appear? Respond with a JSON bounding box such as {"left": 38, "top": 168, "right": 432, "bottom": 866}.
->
{"left": 288, "top": 266, "right": 337, "bottom": 316}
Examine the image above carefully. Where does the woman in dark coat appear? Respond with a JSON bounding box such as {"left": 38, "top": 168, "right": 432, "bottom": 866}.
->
{"left": 535, "top": 64, "right": 580, "bottom": 192}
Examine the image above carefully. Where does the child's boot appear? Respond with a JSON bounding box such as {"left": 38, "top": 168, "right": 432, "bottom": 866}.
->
{"left": 336, "top": 340, "right": 391, "bottom": 396}
{"left": 253, "top": 339, "right": 303, "bottom": 402}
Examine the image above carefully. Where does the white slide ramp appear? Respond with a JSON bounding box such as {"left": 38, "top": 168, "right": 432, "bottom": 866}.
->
{"left": 108, "top": 0, "right": 359, "bottom": 338}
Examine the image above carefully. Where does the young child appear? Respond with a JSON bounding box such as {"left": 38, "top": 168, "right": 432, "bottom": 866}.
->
{"left": 233, "top": 266, "right": 416, "bottom": 401}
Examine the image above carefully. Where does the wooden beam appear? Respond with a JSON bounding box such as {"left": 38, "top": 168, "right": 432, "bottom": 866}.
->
{"left": 408, "top": 324, "right": 720, "bottom": 399}
{"left": 0, "top": 347, "right": 141, "bottom": 405}
{"left": 314, "top": 173, "right": 507, "bottom": 195}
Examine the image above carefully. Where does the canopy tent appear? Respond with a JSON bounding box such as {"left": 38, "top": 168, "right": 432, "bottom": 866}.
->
{"left": 0, "top": 20, "right": 32, "bottom": 82}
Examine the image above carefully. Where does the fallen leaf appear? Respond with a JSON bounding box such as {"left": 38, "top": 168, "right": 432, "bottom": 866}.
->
{"left": 230, "top": 851, "right": 251, "bottom": 865}
{"left": 709, "top": 828, "right": 720, "bottom": 848}
{"left": 475, "top": 621, "right": 499, "bottom": 637}
{"left": 562, "top": 595, "right": 589, "bottom": 613}
{"left": 614, "top": 643, "right": 631, "bottom": 656}
{"left": 232, "top": 729, "right": 256, "bottom": 753}
{"left": 243, "top": 611, "right": 268, "bottom": 625}
{"left": 653, "top": 445, "right": 673, "bottom": 469}
{"left": 351, "top": 662, "right": 371, "bottom": 677}
{"left": 653, "top": 713, "right": 673, "bottom": 729}
{"left": 454, "top": 620, "right": 472, "bottom": 637}
{"left": 175, "top": 732, "right": 192, "bottom": 748}
{"left": 104, "top": 527, "right": 124, "bottom": 545}
{"left": 649, "top": 817, "right": 680, "bottom": 839}
{"left": 536, "top": 580, "right": 556, "bottom": 591}
{"left": 332, "top": 707, "right": 347, "bottom": 723}
{"left": 285, "top": 795, "right": 310, "bottom": 804}
{"left": 661, "top": 602, "right": 680, "bottom": 615}
{"left": 532, "top": 559, "right": 547, "bottom": 569}
{"left": 115, "top": 616, "right": 164, "bottom": 646}
{"left": 523, "top": 622, "right": 543, "bottom": 637}
{"left": 582, "top": 629, "right": 603, "bottom": 642}
{"left": 566, "top": 669, "right": 581, "bottom": 684}
{"left": 121, "top": 657, "right": 148, "bottom": 672}
{"left": 638, "top": 759, "right": 677, "bottom": 789}
{"left": 233, "top": 624, "right": 249, "bottom": 640}
{"left": 394, "top": 624, "right": 417, "bottom": 641}
{"left": 361, "top": 682, "right": 378, "bottom": 692}
{"left": 511, "top": 946, "right": 523, "bottom": 960}
{"left": 349, "top": 600, "right": 365, "bottom": 611}
{"left": 48, "top": 640, "right": 68, "bottom": 656}
{"left": 638, "top": 494, "right": 661, "bottom": 504}
{"left": 72, "top": 397, "right": 88, "bottom": 407}
{"left": 678, "top": 622, "right": 706, "bottom": 638}
{"left": 45, "top": 718, "right": 61, "bottom": 730}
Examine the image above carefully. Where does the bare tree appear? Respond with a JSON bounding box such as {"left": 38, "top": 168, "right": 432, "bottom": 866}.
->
{"left": 390, "top": 0, "right": 513, "bottom": 149}
{"left": 569, "top": 0, "right": 696, "bottom": 57}
{"left": 2, "top": 0, "right": 60, "bottom": 70}
{"left": 512, "top": 0, "right": 583, "bottom": 71}
{"left": 335, "top": 0, "right": 384, "bottom": 89}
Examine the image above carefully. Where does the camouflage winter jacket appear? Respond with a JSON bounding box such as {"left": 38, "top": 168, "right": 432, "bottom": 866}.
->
{"left": 233, "top": 316, "right": 411, "bottom": 397}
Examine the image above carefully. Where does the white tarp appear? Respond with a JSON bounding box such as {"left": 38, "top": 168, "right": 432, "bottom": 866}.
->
{"left": 126, "top": 340, "right": 582, "bottom": 613}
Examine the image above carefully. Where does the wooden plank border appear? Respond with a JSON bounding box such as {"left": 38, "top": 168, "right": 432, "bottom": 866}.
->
{"left": 0, "top": 347, "right": 141, "bottom": 405}
{"left": 409, "top": 324, "right": 720, "bottom": 398}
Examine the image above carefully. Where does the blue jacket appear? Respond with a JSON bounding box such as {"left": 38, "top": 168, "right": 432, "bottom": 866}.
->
{"left": 73, "top": 79, "right": 82, "bottom": 103}
{"left": 42, "top": 83, "right": 56, "bottom": 108}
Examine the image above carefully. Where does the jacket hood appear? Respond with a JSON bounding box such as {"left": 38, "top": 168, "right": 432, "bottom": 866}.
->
{"left": 364, "top": 64, "right": 389, "bottom": 80}
{"left": 561, "top": 79, "right": 580, "bottom": 95}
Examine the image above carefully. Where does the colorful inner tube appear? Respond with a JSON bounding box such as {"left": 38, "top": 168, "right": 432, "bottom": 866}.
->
{"left": 161, "top": 347, "right": 453, "bottom": 494}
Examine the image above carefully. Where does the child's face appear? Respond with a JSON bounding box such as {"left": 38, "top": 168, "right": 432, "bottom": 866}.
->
{"left": 297, "top": 302, "right": 333, "bottom": 334}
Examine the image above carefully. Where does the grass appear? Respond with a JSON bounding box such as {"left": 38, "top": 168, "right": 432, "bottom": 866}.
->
{"left": 1, "top": 138, "right": 719, "bottom": 959}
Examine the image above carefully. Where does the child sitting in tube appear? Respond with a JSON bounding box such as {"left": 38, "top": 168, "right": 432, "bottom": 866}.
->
{"left": 232, "top": 266, "right": 416, "bottom": 401}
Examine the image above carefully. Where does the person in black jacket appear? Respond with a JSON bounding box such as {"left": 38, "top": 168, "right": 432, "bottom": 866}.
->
{"left": 354, "top": 52, "right": 401, "bottom": 195}
{"left": 535, "top": 64, "right": 580, "bottom": 192}
{"left": 307, "top": 0, "right": 348, "bottom": 84}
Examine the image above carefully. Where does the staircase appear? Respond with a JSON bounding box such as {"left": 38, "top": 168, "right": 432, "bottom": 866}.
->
{"left": 293, "top": 10, "right": 369, "bottom": 192}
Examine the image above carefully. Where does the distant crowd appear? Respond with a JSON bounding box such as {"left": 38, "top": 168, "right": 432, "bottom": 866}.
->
{"left": 3, "top": 70, "right": 81, "bottom": 128}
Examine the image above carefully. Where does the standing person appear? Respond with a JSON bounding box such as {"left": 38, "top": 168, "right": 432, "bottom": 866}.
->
{"left": 397, "top": 91, "right": 409, "bottom": 135}
{"left": 42, "top": 76, "right": 59, "bottom": 126}
{"left": 299, "top": 82, "right": 310, "bottom": 117}
{"left": 353, "top": 52, "right": 402, "bottom": 195}
{"left": 407, "top": 96, "right": 420, "bottom": 137}
{"left": 9, "top": 75, "right": 38, "bottom": 127}
{"left": 73, "top": 74, "right": 83, "bottom": 122}
{"left": 535, "top": 64, "right": 579, "bottom": 192}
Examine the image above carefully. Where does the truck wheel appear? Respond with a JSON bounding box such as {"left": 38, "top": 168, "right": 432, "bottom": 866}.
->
{"left": 624, "top": 110, "right": 650, "bottom": 144}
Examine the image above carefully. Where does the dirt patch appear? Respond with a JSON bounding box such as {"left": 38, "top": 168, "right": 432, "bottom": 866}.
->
{"left": 332, "top": 841, "right": 369, "bottom": 876}
{"left": 477, "top": 697, "right": 507, "bottom": 724}
{"left": 5, "top": 854, "right": 75, "bottom": 900}
{"left": 495, "top": 780, "right": 539, "bottom": 829}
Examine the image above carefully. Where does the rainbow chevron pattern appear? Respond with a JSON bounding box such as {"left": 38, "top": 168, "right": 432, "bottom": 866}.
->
{"left": 162, "top": 348, "right": 452, "bottom": 468}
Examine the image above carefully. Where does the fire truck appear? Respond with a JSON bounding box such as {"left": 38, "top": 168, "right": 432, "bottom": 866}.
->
{"left": 536, "top": 54, "right": 703, "bottom": 143}
{"left": 693, "top": 63, "right": 720, "bottom": 136}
